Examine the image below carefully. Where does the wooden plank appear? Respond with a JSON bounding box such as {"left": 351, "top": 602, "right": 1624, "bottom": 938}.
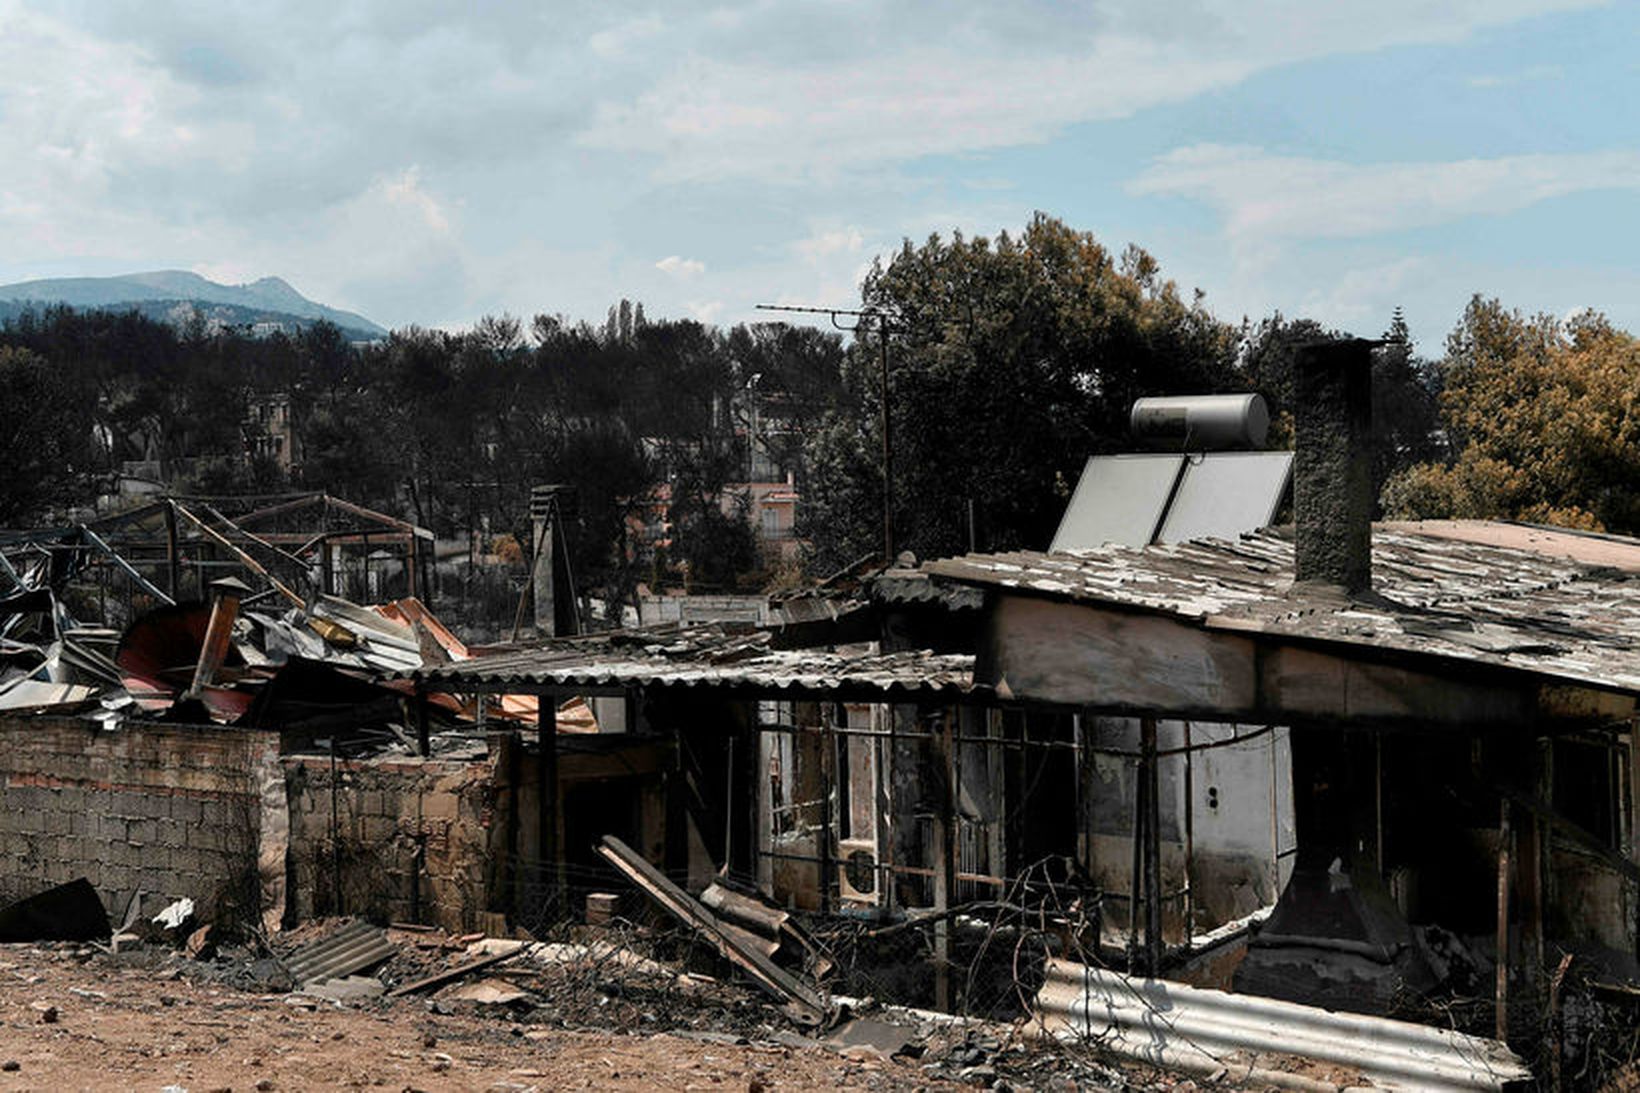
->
{"left": 385, "top": 949, "right": 520, "bottom": 998}
{"left": 596, "top": 835, "right": 829, "bottom": 1023}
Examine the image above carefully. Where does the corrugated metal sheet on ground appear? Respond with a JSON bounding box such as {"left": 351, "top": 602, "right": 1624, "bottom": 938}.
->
{"left": 283, "top": 919, "right": 397, "bottom": 987}
{"left": 925, "top": 524, "right": 1640, "bottom": 697}
{"left": 1035, "top": 958, "right": 1532, "bottom": 1091}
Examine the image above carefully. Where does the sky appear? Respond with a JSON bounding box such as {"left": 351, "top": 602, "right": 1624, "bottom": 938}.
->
{"left": 2, "top": 0, "right": 1637, "bottom": 352}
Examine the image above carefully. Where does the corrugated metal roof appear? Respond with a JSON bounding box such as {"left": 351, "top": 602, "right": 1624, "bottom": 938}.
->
{"left": 924, "top": 525, "right": 1640, "bottom": 696}
{"left": 406, "top": 626, "right": 978, "bottom": 696}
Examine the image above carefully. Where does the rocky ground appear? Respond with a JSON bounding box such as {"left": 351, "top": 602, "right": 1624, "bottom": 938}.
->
{"left": 0, "top": 929, "right": 1155, "bottom": 1093}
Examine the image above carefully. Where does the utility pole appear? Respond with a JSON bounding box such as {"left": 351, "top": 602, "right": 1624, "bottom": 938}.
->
{"left": 756, "top": 303, "right": 899, "bottom": 562}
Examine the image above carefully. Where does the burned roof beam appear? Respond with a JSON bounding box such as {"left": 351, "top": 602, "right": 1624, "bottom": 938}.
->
{"left": 77, "top": 525, "right": 174, "bottom": 606}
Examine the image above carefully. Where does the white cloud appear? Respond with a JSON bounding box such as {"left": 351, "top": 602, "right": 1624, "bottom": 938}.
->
{"left": 589, "top": 15, "right": 664, "bottom": 59}
{"left": 1467, "top": 63, "right": 1563, "bottom": 88}
{"left": 378, "top": 167, "right": 452, "bottom": 234}
{"left": 1132, "top": 145, "right": 1640, "bottom": 246}
{"left": 579, "top": 0, "right": 1603, "bottom": 181}
{"left": 1296, "top": 256, "right": 1432, "bottom": 330}
{"left": 0, "top": 0, "right": 1622, "bottom": 337}
{"left": 792, "top": 227, "right": 864, "bottom": 262}
{"left": 655, "top": 255, "right": 707, "bottom": 278}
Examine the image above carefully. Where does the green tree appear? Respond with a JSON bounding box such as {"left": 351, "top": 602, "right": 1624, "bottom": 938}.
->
{"left": 802, "top": 213, "right": 1241, "bottom": 568}
{"left": 1381, "top": 297, "right": 1640, "bottom": 531}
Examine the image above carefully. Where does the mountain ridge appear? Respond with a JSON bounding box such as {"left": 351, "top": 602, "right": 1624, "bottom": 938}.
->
{"left": 0, "top": 270, "right": 387, "bottom": 337}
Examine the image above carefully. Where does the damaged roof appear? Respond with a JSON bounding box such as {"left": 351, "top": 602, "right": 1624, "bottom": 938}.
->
{"left": 924, "top": 521, "right": 1640, "bottom": 697}
{"left": 407, "top": 626, "right": 979, "bottom": 699}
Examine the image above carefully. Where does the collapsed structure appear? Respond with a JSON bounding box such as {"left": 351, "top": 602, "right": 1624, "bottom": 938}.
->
{"left": 1, "top": 345, "right": 1636, "bottom": 1086}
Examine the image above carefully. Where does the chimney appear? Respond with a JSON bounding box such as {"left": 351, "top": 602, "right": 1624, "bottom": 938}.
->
{"left": 530, "top": 484, "right": 581, "bottom": 637}
{"left": 185, "top": 576, "right": 252, "bottom": 699}
{"left": 1293, "top": 339, "right": 1376, "bottom": 594}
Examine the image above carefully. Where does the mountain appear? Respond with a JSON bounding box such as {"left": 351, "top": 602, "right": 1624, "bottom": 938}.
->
{"left": 0, "top": 270, "right": 387, "bottom": 339}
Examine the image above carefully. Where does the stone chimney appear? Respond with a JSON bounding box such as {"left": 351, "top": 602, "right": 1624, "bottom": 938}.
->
{"left": 1293, "top": 339, "right": 1377, "bottom": 594}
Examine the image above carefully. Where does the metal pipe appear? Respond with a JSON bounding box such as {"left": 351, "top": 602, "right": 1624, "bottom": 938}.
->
{"left": 878, "top": 319, "right": 893, "bottom": 562}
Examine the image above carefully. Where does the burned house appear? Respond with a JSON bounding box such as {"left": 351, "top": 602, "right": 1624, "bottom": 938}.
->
{"left": 915, "top": 342, "right": 1640, "bottom": 1048}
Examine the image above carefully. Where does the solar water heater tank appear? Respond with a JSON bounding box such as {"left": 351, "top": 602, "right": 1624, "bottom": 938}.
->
{"left": 1130, "top": 393, "right": 1269, "bottom": 451}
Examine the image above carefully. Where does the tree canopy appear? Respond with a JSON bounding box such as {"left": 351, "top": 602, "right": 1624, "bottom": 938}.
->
{"left": 801, "top": 213, "right": 1243, "bottom": 569}
{"left": 1382, "top": 297, "right": 1640, "bottom": 533}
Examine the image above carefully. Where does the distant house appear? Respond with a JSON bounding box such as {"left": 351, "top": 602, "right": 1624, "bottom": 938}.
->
{"left": 242, "top": 392, "right": 298, "bottom": 474}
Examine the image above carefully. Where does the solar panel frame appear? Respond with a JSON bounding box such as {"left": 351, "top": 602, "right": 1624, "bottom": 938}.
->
{"left": 1156, "top": 450, "right": 1293, "bottom": 544}
{"left": 1049, "top": 453, "right": 1186, "bottom": 551}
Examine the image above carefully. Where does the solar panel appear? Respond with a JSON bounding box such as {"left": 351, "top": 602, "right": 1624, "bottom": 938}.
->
{"left": 1050, "top": 450, "right": 1293, "bottom": 551}
{"left": 1157, "top": 451, "right": 1293, "bottom": 544}
{"left": 1050, "top": 454, "right": 1185, "bottom": 551}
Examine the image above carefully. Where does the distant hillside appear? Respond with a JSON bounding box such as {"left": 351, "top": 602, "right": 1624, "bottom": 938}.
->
{"left": 0, "top": 270, "right": 387, "bottom": 340}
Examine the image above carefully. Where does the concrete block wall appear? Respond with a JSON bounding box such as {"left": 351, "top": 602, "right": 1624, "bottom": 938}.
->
{"left": 282, "top": 754, "right": 496, "bottom": 932}
{"left": 0, "top": 715, "right": 277, "bottom": 926}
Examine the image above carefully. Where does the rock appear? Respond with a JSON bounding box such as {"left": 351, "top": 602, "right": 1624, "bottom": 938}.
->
{"left": 254, "top": 1081, "right": 274, "bottom": 1091}
{"left": 447, "top": 977, "right": 531, "bottom": 1006}
{"left": 300, "top": 976, "right": 385, "bottom": 1004}
{"left": 30, "top": 1002, "right": 57, "bottom": 1023}
{"left": 957, "top": 1065, "right": 996, "bottom": 1086}
{"left": 1, "top": 1060, "right": 18, "bottom": 1072}
{"left": 244, "top": 957, "right": 292, "bottom": 993}
{"left": 186, "top": 923, "right": 215, "bottom": 959}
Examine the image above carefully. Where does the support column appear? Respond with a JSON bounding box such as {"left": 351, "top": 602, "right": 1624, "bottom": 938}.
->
{"left": 406, "top": 533, "right": 420, "bottom": 599}
{"left": 415, "top": 684, "right": 430, "bottom": 757}
{"left": 1496, "top": 797, "right": 1513, "bottom": 1043}
{"left": 1142, "top": 716, "right": 1163, "bottom": 975}
{"left": 320, "top": 537, "right": 334, "bottom": 597}
{"left": 164, "top": 501, "right": 181, "bottom": 600}
{"left": 1182, "top": 721, "right": 1196, "bottom": 947}
{"left": 933, "top": 709, "right": 957, "bottom": 1011}
{"left": 874, "top": 704, "right": 896, "bottom": 918}
{"left": 539, "top": 693, "right": 561, "bottom": 922}
{"left": 819, "top": 707, "right": 835, "bottom": 915}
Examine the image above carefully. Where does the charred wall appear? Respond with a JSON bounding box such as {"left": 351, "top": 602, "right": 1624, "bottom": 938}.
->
{"left": 0, "top": 714, "right": 280, "bottom": 929}
{"left": 281, "top": 753, "right": 494, "bottom": 932}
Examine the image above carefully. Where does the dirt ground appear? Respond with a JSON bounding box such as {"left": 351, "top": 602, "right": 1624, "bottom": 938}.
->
{"left": 0, "top": 942, "right": 971, "bottom": 1093}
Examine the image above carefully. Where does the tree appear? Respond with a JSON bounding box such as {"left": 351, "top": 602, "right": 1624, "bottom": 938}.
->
{"left": 1381, "top": 297, "right": 1640, "bottom": 532}
{"left": 0, "top": 346, "right": 96, "bottom": 525}
{"left": 801, "top": 213, "right": 1241, "bottom": 569}
{"left": 1237, "top": 308, "right": 1441, "bottom": 511}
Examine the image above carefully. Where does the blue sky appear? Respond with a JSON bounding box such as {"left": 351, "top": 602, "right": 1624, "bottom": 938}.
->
{"left": 1, "top": 0, "right": 1636, "bottom": 352}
